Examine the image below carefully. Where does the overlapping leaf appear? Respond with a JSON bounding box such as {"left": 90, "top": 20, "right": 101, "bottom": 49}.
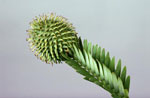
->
{"left": 83, "top": 39, "right": 130, "bottom": 91}
{"left": 63, "top": 39, "right": 130, "bottom": 98}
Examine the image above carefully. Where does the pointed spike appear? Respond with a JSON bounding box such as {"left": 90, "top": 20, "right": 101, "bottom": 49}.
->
{"left": 100, "top": 48, "right": 105, "bottom": 63}
{"left": 103, "top": 65, "right": 109, "bottom": 83}
{"left": 88, "top": 42, "right": 92, "bottom": 54}
{"left": 97, "top": 61, "right": 104, "bottom": 80}
{"left": 78, "top": 37, "right": 83, "bottom": 52}
{"left": 125, "top": 75, "right": 130, "bottom": 91}
{"left": 78, "top": 50, "right": 85, "bottom": 65}
{"left": 92, "top": 44, "right": 96, "bottom": 58}
{"left": 107, "top": 67, "right": 113, "bottom": 88}
{"left": 83, "top": 40, "right": 88, "bottom": 52}
{"left": 112, "top": 73, "right": 119, "bottom": 92}
{"left": 84, "top": 50, "right": 90, "bottom": 69}
{"left": 98, "top": 47, "right": 101, "bottom": 60}
{"left": 110, "top": 56, "right": 115, "bottom": 72}
{"left": 92, "top": 59, "right": 99, "bottom": 76}
{"left": 118, "top": 78, "right": 125, "bottom": 96}
{"left": 121, "top": 66, "right": 127, "bottom": 85}
{"left": 115, "top": 59, "right": 122, "bottom": 77}
{"left": 73, "top": 45, "right": 80, "bottom": 59}
{"left": 88, "top": 53, "right": 95, "bottom": 73}
{"left": 94, "top": 44, "right": 98, "bottom": 59}
{"left": 105, "top": 52, "right": 110, "bottom": 67}
{"left": 96, "top": 47, "right": 101, "bottom": 60}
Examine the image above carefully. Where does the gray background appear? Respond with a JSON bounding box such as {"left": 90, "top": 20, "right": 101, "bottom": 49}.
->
{"left": 0, "top": 0, "right": 150, "bottom": 98}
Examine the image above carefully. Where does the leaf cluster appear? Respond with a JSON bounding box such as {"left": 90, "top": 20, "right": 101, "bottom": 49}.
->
{"left": 62, "top": 38, "right": 130, "bottom": 98}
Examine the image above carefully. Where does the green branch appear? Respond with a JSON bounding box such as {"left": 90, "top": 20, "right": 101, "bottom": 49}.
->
{"left": 63, "top": 38, "right": 130, "bottom": 98}
{"left": 27, "top": 13, "right": 130, "bottom": 98}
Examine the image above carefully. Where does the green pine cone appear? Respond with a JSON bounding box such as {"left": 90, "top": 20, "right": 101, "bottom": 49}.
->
{"left": 27, "top": 13, "right": 79, "bottom": 64}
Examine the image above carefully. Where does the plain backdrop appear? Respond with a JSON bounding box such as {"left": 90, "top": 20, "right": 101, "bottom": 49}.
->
{"left": 0, "top": 0, "right": 150, "bottom": 98}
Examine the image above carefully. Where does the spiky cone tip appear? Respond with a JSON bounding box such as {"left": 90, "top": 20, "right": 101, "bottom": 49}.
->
{"left": 27, "top": 13, "right": 79, "bottom": 64}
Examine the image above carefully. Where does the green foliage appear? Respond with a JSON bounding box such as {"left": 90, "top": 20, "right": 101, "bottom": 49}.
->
{"left": 27, "top": 13, "right": 130, "bottom": 98}
{"left": 63, "top": 39, "right": 130, "bottom": 98}
{"left": 27, "top": 13, "right": 78, "bottom": 64}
